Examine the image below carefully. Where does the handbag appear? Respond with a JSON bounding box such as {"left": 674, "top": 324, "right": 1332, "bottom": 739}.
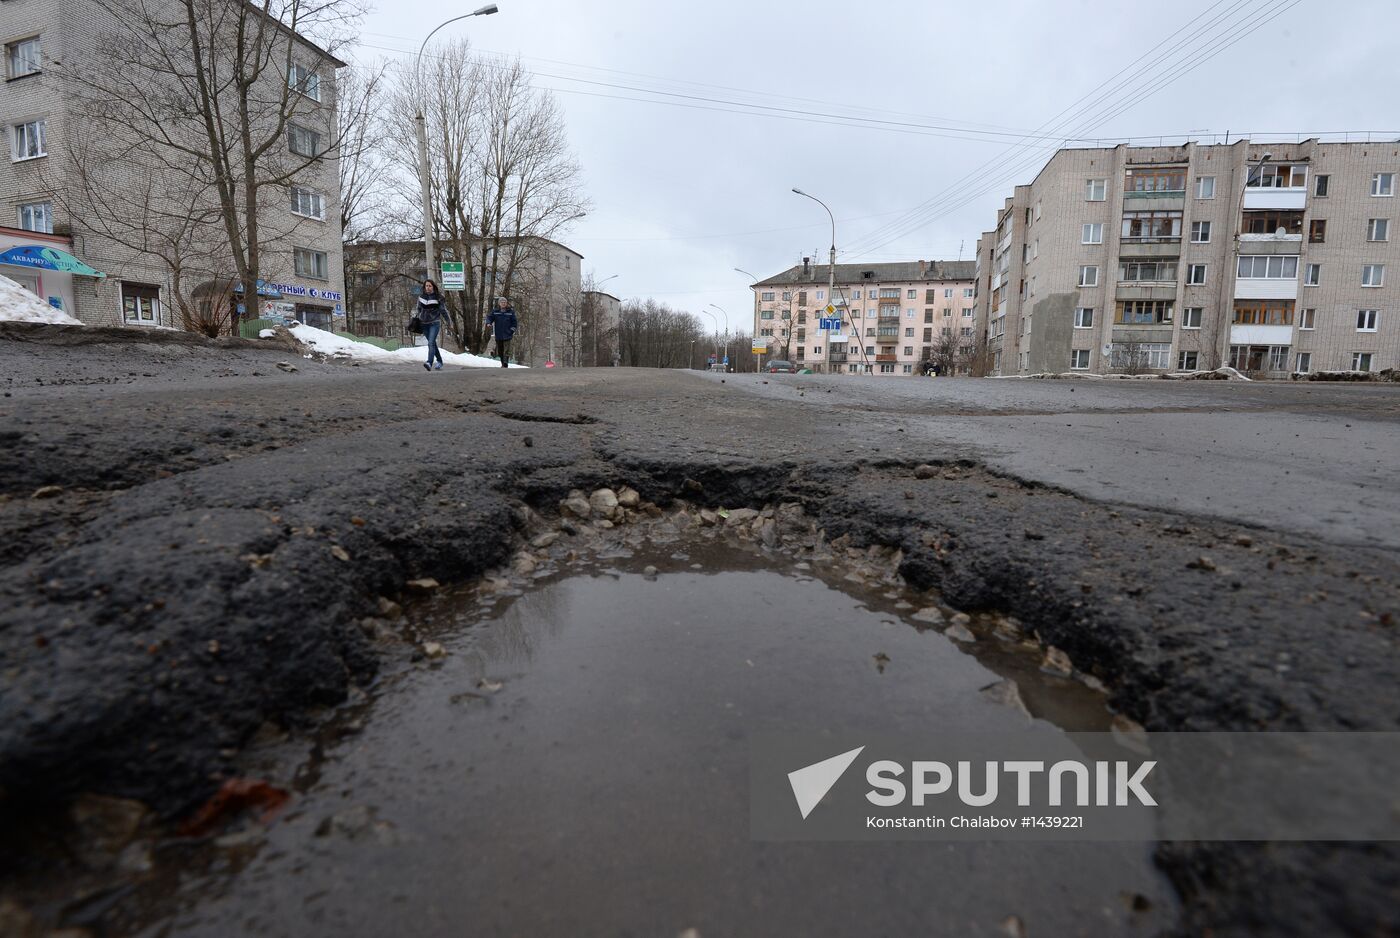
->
{"left": 408, "top": 314, "right": 423, "bottom": 335}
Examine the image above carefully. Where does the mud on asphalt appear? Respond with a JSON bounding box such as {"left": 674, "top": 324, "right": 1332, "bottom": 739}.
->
{"left": 0, "top": 332, "right": 1397, "bottom": 937}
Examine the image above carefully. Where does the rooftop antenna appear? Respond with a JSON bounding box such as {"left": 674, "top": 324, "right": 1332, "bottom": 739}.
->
{"left": 958, "top": 240, "right": 965, "bottom": 261}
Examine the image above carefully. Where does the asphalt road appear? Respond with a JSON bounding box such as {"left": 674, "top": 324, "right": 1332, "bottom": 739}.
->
{"left": 1, "top": 326, "right": 1398, "bottom": 937}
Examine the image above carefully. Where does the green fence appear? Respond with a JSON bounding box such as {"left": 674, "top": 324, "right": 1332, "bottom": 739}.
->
{"left": 238, "top": 317, "right": 280, "bottom": 339}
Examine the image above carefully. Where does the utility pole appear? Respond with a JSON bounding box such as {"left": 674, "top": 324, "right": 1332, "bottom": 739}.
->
{"left": 792, "top": 189, "right": 837, "bottom": 374}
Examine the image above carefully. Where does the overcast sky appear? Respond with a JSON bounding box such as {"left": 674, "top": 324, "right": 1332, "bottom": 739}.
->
{"left": 351, "top": 0, "right": 1397, "bottom": 334}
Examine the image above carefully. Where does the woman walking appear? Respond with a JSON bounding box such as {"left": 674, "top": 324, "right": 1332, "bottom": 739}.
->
{"left": 417, "top": 280, "right": 446, "bottom": 371}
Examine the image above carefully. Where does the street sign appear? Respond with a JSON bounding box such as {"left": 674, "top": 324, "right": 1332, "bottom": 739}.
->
{"left": 440, "top": 262, "right": 465, "bottom": 291}
{"left": 819, "top": 317, "right": 842, "bottom": 331}
{"left": 751, "top": 344, "right": 767, "bottom": 354}
{"left": 825, "top": 304, "right": 835, "bottom": 314}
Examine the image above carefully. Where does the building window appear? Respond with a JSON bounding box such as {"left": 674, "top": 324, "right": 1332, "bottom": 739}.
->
{"left": 1195, "top": 176, "right": 1215, "bottom": 199}
{"left": 1237, "top": 256, "right": 1298, "bottom": 280}
{"left": 1110, "top": 342, "right": 1171, "bottom": 369}
{"left": 1248, "top": 164, "right": 1308, "bottom": 189}
{"left": 1121, "top": 210, "right": 1182, "bottom": 242}
{"left": 1371, "top": 173, "right": 1394, "bottom": 197}
{"left": 1177, "top": 350, "right": 1198, "bottom": 371}
{"left": 1367, "top": 218, "right": 1390, "bottom": 242}
{"left": 1119, "top": 259, "right": 1177, "bottom": 282}
{"left": 1082, "top": 223, "right": 1103, "bottom": 244}
{"left": 122, "top": 283, "right": 160, "bottom": 323}
{"left": 1315, "top": 175, "right": 1329, "bottom": 198}
{"left": 6, "top": 36, "right": 40, "bottom": 79}
{"left": 1362, "top": 264, "right": 1385, "bottom": 287}
{"left": 17, "top": 200, "right": 51, "bottom": 233}
{"left": 1078, "top": 265, "right": 1099, "bottom": 287}
{"left": 904, "top": 327, "right": 913, "bottom": 337}
{"left": 1295, "top": 352, "right": 1311, "bottom": 374}
{"left": 1086, "top": 178, "right": 1107, "bottom": 201}
{"left": 850, "top": 290, "right": 860, "bottom": 299}
{"left": 1304, "top": 263, "right": 1321, "bottom": 286}
{"left": 1070, "top": 349, "right": 1090, "bottom": 370}
{"left": 944, "top": 288, "right": 953, "bottom": 298}
{"left": 1352, "top": 352, "right": 1373, "bottom": 372}
{"left": 288, "top": 124, "right": 322, "bottom": 158}
{"left": 1308, "top": 219, "right": 1326, "bottom": 243}
{"left": 1232, "top": 300, "right": 1294, "bottom": 325}
{"left": 812, "top": 345, "right": 822, "bottom": 355}
{"left": 289, "top": 186, "right": 325, "bottom": 220}
{"left": 1116, "top": 300, "right": 1173, "bottom": 324}
{"left": 1299, "top": 308, "right": 1316, "bottom": 330}
{"left": 1074, "top": 307, "right": 1093, "bottom": 328}
{"left": 1190, "top": 221, "right": 1211, "bottom": 243}
{"left": 904, "top": 289, "right": 915, "bottom": 299}
{"left": 759, "top": 310, "right": 774, "bottom": 320}
{"left": 1186, "top": 264, "right": 1207, "bottom": 285}
{"left": 1126, "top": 167, "right": 1187, "bottom": 193}
{"left": 760, "top": 291, "right": 775, "bottom": 301}
{"left": 11, "top": 118, "right": 46, "bottom": 161}
{"left": 1357, "top": 309, "right": 1378, "bottom": 332}
{"left": 960, "top": 327, "right": 972, "bottom": 337}
{"left": 903, "top": 345, "right": 913, "bottom": 355}
{"left": 288, "top": 63, "right": 321, "bottom": 101}
{"left": 964, "top": 288, "right": 974, "bottom": 298}
{"left": 902, "top": 364, "right": 912, "bottom": 374}
{"left": 1182, "top": 307, "right": 1203, "bottom": 329}
{"left": 816, "top": 290, "right": 825, "bottom": 301}
{"left": 294, "top": 247, "right": 328, "bottom": 280}
{"left": 923, "top": 309, "right": 933, "bottom": 323}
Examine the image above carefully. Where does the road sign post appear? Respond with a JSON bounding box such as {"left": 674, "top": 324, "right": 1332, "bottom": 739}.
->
{"left": 440, "top": 262, "right": 465, "bottom": 291}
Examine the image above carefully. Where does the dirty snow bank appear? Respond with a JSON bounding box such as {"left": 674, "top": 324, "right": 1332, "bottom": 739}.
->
{"left": 0, "top": 273, "right": 82, "bottom": 325}
{"left": 284, "top": 324, "right": 525, "bottom": 368}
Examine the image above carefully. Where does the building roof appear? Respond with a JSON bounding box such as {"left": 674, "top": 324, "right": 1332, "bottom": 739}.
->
{"left": 751, "top": 259, "right": 976, "bottom": 287}
{"left": 243, "top": 1, "right": 349, "bottom": 68}
{"left": 583, "top": 290, "right": 621, "bottom": 303}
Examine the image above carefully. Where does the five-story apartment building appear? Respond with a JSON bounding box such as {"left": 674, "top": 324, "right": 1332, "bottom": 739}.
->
{"left": 749, "top": 258, "right": 977, "bottom": 375}
{"left": 975, "top": 139, "right": 1400, "bottom": 377}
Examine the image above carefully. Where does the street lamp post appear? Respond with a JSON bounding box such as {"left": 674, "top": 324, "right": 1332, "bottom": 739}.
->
{"left": 707, "top": 303, "right": 730, "bottom": 370}
{"left": 589, "top": 273, "right": 619, "bottom": 366}
{"left": 792, "top": 188, "right": 838, "bottom": 374}
{"left": 697, "top": 307, "right": 722, "bottom": 367}
{"left": 414, "top": 5, "right": 498, "bottom": 299}
{"left": 734, "top": 267, "right": 761, "bottom": 372}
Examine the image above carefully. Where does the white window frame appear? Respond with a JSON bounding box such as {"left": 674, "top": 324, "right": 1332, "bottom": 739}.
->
{"left": 1070, "top": 349, "right": 1090, "bottom": 370}
{"left": 1371, "top": 173, "right": 1394, "bottom": 197}
{"left": 287, "top": 124, "right": 322, "bottom": 158}
{"left": 1186, "top": 264, "right": 1207, "bottom": 285}
{"left": 1361, "top": 264, "right": 1385, "bottom": 288}
{"left": 1367, "top": 218, "right": 1390, "bottom": 242}
{"left": 289, "top": 186, "right": 325, "bottom": 221}
{"left": 1195, "top": 176, "right": 1215, "bottom": 199}
{"left": 1356, "top": 309, "right": 1378, "bottom": 332}
{"left": 1177, "top": 350, "right": 1198, "bottom": 371}
{"left": 1086, "top": 178, "right": 1107, "bottom": 201}
{"left": 1299, "top": 308, "right": 1316, "bottom": 330}
{"left": 1304, "top": 263, "right": 1321, "bottom": 287}
{"left": 1352, "top": 352, "right": 1373, "bottom": 372}
{"left": 288, "top": 63, "right": 321, "bottom": 101}
{"left": 1190, "top": 220, "right": 1212, "bottom": 243}
{"left": 1074, "top": 307, "right": 1093, "bottom": 329}
{"left": 1081, "top": 223, "right": 1103, "bottom": 244}
{"left": 7, "top": 36, "right": 41, "bottom": 79}
{"left": 17, "top": 200, "right": 52, "bottom": 233}
{"left": 1181, "top": 307, "right": 1203, "bottom": 329}
{"left": 1078, "top": 265, "right": 1099, "bottom": 287}
{"left": 1294, "top": 352, "right": 1311, "bottom": 374}
{"left": 293, "top": 246, "right": 329, "bottom": 280}
{"left": 11, "top": 118, "right": 46, "bottom": 161}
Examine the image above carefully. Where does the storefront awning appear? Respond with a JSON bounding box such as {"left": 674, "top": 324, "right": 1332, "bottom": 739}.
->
{"left": 231, "top": 280, "right": 284, "bottom": 298}
{"left": 0, "top": 245, "right": 105, "bottom": 278}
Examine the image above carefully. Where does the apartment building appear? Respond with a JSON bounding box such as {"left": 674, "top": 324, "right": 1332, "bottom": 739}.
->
{"left": 344, "top": 236, "right": 583, "bottom": 364}
{"left": 0, "top": 0, "right": 345, "bottom": 329}
{"left": 975, "top": 139, "right": 1400, "bottom": 377}
{"left": 581, "top": 289, "right": 621, "bottom": 366}
{"left": 748, "top": 258, "right": 978, "bottom": 375}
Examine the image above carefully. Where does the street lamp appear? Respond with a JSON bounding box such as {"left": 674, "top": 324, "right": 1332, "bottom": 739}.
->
{"left": 415, "top": 5, "right": 498, "bottom": 297}
{"left": 697, "top": 307, "right": 722, "bottom": 368}
{"left": 792, "top": 188, "right": 839, "bottom": 375}
{"left": 734, "top": 268, "right": 765, "bottom": 371}
{"left": 707, "top": 303, "right": 730, "bottom": 370}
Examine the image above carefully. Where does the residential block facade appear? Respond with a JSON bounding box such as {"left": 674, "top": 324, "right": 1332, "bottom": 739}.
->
{"left": 975, "top": 139, "right": 1400, "bottom": 377}
{"left": 0, "top": 0, "right": 346, "bottom": 329}
{"left": 749, "top": 259, "right": 978, "bottom": 375}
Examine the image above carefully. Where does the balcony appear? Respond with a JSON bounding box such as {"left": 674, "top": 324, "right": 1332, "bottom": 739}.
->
{"left": 827, "top": 352, "right": 848, "bottom": 363}
{"left": 1116, "top": 283, "right": 1178, "bottom": 302}
{"left": 1239, "top": 231, "right": 1303, "bottom": 245}
{"left": 875, "top": 353, "right": 897, "bottom": 363}
{"left": 1235, "top": 279, "right": 1298, "bottom": 301}
{"left": 1243, "top": 188, "right": 1306, "bottom": 211}
{"left": 1230, "top": 324, "right": 1293, "bottom": 345}
{"left": 1123, "top": 191, "right": 1185, "bottom": 211}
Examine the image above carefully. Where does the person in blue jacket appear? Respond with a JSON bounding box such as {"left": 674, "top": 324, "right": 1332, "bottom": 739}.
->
{"left": 485, "top": 296, "right": 518, "bottom": 368}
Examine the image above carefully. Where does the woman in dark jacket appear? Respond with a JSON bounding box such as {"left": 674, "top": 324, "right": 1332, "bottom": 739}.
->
{"left": 418, "top": 280, "right": 446, "bottom": 371}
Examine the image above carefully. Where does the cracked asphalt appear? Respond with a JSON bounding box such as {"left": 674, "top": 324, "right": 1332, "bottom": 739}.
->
{"left": 1, "top": 325, "right": 1397, "bottom": 937}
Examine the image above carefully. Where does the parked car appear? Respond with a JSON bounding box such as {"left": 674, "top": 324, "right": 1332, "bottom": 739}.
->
{"left": 764, "top": 360, "right": 795, "bottom": 374}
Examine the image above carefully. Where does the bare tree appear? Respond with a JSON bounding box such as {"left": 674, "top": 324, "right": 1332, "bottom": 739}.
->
{"left": 1111, "top": 339, "right": 1151, "bottom": 375}
{"left": 67, "top": 0, "right": 369, "bottom": 319}
{"left": 961, "top": 334, "right": 994, "bottom": 377}
{"left": 338, "top": 62, "right": 392, "bottom": 243}
{"left": 617, "top": 299, "right": 704, "bottom": 368}
{"left": 932, "top": 331, "right": 959, "bottom": 375}
{"left": 390, "top": 43, "right": 588, "bottom": 356}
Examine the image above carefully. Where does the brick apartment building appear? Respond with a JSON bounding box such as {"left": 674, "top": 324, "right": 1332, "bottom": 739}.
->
{"left": 0, "top": 0, "right": 345, "bottom": 329}
{"left": 975, "top": 139, "right": 1400, "bottom": 377}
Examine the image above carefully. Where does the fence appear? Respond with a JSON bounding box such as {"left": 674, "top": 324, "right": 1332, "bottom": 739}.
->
{"left": 237, "top": 318, "right": 280, "bottom": 340}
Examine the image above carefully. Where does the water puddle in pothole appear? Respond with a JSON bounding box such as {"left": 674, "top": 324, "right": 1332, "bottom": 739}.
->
{"left": 98, "top": 539, "right": 1178, "bottom": 938}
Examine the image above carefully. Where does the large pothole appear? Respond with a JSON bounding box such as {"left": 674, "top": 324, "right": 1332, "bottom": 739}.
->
{"left": 10, "top": 500, "right": 1181, "bottom": 938}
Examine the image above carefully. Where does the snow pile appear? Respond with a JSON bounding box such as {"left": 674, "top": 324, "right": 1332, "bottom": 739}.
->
{"left": 0, "top": 273, "right": 82, "bottom": 325}
{"left": 286, "top": 324, "right": 525, "bottom": 368}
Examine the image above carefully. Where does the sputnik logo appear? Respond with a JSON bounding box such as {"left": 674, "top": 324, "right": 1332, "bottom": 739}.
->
{"left": 787, "top": 746, "right": 865, "bottom": 819}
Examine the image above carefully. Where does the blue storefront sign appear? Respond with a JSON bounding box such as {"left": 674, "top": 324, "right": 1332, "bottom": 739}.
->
{"left": 0, "top": 245, "right": 105, "bottom": 278}
{"left": 262, "top": 281, "right": 343, "bottom": 302}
